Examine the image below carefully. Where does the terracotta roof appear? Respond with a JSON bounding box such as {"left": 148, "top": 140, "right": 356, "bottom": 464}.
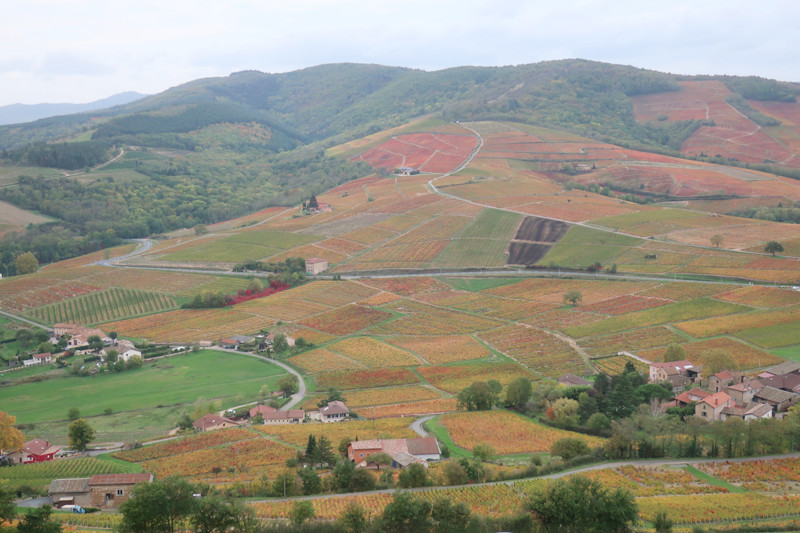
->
{"left": 746, "top": 403, "right": 773, "bottom": 417}
{"left": 349, "top": 440, "right": 382, "bottom": 451}
{"left": 306, "top": 257, "right": 328, "bottom": 264}
{"left": 406, "top": 437, "right": 440, "bottom": 456}
{"left": 321, "top": 401, "right": 350, "bottom": 416}
{"left": 392, "top": 452, "right": 425, "bottom": 467}
{"left": 32, "top": 352, "right": 51, "bottom": 360}
{"left": 193, "top": 414, "right": 238, "bottom": 429}
{"left": 49, "top": 478, "right": 89, "bottom": 494}
{"left": 249, "top": 404, "right": 277, "bottom": 418}
{"left": 651, "top": 360, "right": 695, "bottom": 370}
{"left": 727, "top": 380, "right": 762, "bottom": 393}
{"left": 23, "top": 439, "right": 59, "bottom": 456}
{"left": 711, "top": 371, "right": 733, "bottom": 380}
{"left": 699, "top": 391, "right": 732, "bottom": 408}
{"left": 264, "top": 410, "right": 304, "bottom": 421}
{"left": 349, "top": 438, "right": 439, "bottom": 457}
{"left": 89, "top": 473, "right": 153, "bottom": 486}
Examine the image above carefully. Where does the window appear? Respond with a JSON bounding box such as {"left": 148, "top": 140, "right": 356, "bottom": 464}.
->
{"left": 116, "top": 489, "right": 124, "bottom": 496}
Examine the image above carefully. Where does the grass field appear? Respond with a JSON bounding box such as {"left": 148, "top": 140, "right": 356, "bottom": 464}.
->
{"left": 0, "top": 350, "right": 288, "bottom": 433}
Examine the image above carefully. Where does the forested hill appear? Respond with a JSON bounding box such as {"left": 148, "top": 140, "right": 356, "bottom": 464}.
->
{"left": 2, "top": 59, "right": 797, "bottom": 153}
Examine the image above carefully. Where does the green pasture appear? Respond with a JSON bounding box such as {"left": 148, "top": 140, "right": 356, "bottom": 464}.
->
{"left": 768, "top": 345, "right": 800, "bottom": 362}
{"left": 177, "top": 275, "right": 254, "bottom": 298}
{"left": 432, "top": 209, "right": 521, "bottom": 268}
{"left": 0, "top": 350, "right": 288, "bottom": 427}
{"left": 564, "top": 298, "right": 750, "bottom": 338}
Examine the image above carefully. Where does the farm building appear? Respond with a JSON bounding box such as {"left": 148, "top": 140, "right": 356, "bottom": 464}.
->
{"left": 309, "top": 401, "right": 351, "bottom": 423}
{"left": 192, "top": 414, "right": 240, "bottom": 432}
{"left": 49, "top": 473, "right": 153, "bottom": 510}
{"left": 348, "top": 437, "right": 441, "bottom": 466}
{"left": 649, "top": 360, "right": 701, "bottom": 390}
{"left": 263, "top": 409, "right": 305, "bottom": 424}
{"left": 558, "top": 374, "right": 592, "bottom": 387}
{"left": 305, "top": 257, "right": 328, "bottom": 275}
{"left": 23, "top": 352, "right": 52, "bottom": 367}
{"left": 8, "top": 439, "right": 62, "bottom": 464}
{"left": 249, "top": 404, "right": 277, "bottom": 419}
{"left": 694, "top": 391, "right": 734, "bottom": 421}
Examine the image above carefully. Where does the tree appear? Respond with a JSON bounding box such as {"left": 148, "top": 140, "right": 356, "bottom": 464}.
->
{"left": 15, "top": 251, "right": 39, "bottom": 275}
{"left": 276, "top": 374, "right": 299, "bottom": 397}
{"left": 764, "top": 241, "right": 784, "bottom": 256}
{"left": 380, "top": 491, "right": 432, "bottom": 533}
{"left": 431, "top": 497, "right": 472, "bottom": 533}
{"left": 397, "top": 463, "right": 429, "bottom": 488}
{"left": 333, "top": 459, "right": 356, "bottom": 491}
{"left": 339, "top": 503, "right": 368, "bottom": 533}
{"left": 505, "top": 377, "right": 532, "bottom": 410}
{"left": 106, "top": 349, "right": 119, "bottom": 363}
{"left": 68, "top": 418, "right": 95, "bottom": 451}
{"left": 551, "top": 437, "right": 590, "bottom": 460}
{"left": 586, "top": 412, "right": 611, "bottom": 432}
{"left": 701, "top": 348, "right": 737, "bottom": 376}
{"left": 298, "top": 466, "right": 322, "bottom": 495}
{"left": 442, "top": 460, "right": 468, "bottom": 486}
{"left": 290, "top": 500, "right": 314, "bottom": 526}
{"left": 456, "top": 381, "right": 498, "bottom": 411}
{"left": 710, "top": 234, "right": 724, "bottom": 248}
{"left": 120, "top": 477, "right": 195, "bottom": 533}
{"left": 368, "top": 452, "right": 393, "bottom": 470}
{"left": 663, "top": 343, "right": 687, "bottom": 362}
{"left": 317, "top": 387, "right": 345, "bottom": 408}
{"left": 0, "top": 411, "right": 24, "bottom": 453}
{"left": 653, "top": 511, "right": 673, "bottom": 533}
{"left": 529, "top": 475, "right": 638, "bottom": 533}
{"left": 192, "top": 495, "right": 256, "bottom": 533}
{"left": 17, "top": 505, "right": 62, "bottom": 533}
{"left": 472, "top": 443, "right": 495, "bottom": 463}
{"left": 67, "top": 406, "right": 81, "bottom": 421}
{"left": 272, "top": 333, "right": 289, "bottom": 353}
{"left": 550, "top": 398, "right": 580, "bottom": 427}
{"left": 563, "top": 289, "right": 583, "bottom": 306}
{"left": 0, "top": 481, "right": 16, "bottom": 525}
{"left": 87, "top": 335, "right": 104, "bottom": 352}
{"left": 349, "top": 468, "right": 376, "bottom": 492}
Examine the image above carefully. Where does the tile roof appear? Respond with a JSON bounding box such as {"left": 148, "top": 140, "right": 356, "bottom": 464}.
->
{"left": 699, "top": 391, "right": 732, "bottom": 408}
{"left": 321, "top": 401, "right": 350, "bottom": 416}
{"left": 755, "top": 386, "right": 798, "bottom": 404}
{"left": 49, "top": 478, "right": 90, "bottom": 494}
{"left": 89, "top": 473, "right": 153, "bottom": 486}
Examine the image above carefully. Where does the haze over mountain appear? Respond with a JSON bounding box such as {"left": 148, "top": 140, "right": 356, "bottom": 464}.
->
{"left": 0, "top": 92, "right": 147, "bottom": 126}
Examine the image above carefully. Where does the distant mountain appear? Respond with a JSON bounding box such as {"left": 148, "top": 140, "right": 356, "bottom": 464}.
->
{"left": 0, "top": 92, "right": 147, "bottom": 125}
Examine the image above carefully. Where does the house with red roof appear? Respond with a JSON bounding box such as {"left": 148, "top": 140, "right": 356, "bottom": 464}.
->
{"left": 8, "top": 439, "right": 62, "bottom": 464}
{"left": 50, "top": 473, "right": 153, "bottom": 510}
{"left": 309, "top": 401, "right": 351, "bottom": 423}
{"left": 192, "top": 414, "right": 240, "bottom": 432}
{"left": 695, "top": 391, "right": 734, "bottom": 421}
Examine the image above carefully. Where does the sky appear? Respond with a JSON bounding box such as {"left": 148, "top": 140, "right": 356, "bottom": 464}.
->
{"left": 1, "top": 0, "right": 797, "bottom": 106}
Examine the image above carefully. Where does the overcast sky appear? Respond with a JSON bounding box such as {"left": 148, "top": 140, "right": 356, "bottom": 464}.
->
{"left": 1, "top": 0, "right": 797, "bottom": 106}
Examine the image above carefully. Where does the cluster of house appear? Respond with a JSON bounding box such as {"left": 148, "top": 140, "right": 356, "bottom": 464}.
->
{"left": 219, "top": 333, "right": 298, "bottom": 351}
{"left": 192, "top": 400, "right": 352, "bottom": 432}
{"left": 653, "top": 360, "right": 800, "bottom": 421}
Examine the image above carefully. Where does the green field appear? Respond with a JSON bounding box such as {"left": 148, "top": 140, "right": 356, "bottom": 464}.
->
{"left": 590, "top": 208, "right": 706, "bottom": 231}
{"left": 0, "top": 350, "right": 288, "bottom": 427}
{"left": 735, "top": 322, "right": 800, "bottom": 349}
{"left": 160, "top": 230, "right": 319, "bottom": 262}
{"left": 25, "top": 287, "right": 179, "bottom": 325}
{"left": 539, "top": 225, "right": 643, "bottom": 268}
{"left": 433, "top": 209, "right": 522, "bottom": 268}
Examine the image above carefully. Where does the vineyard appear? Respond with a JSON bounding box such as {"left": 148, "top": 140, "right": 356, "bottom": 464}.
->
{"left": 26, "top": 287, "right": 179, "bottom": 325}
{"left": 439, "top": 410, "right": 604, "bottom": 454}
{"left": 0, "top": 457, "right": 139, "bottom": 492}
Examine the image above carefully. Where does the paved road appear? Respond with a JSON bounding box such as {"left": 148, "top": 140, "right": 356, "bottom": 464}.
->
{"left": 251, "top": 450, "right": 800, "bottom": 505}
{"left": 214, "top": 348, "right": 306, "bottom": 411}
{"left": 410, "top": 415, "right": 434, "bottom": 437}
